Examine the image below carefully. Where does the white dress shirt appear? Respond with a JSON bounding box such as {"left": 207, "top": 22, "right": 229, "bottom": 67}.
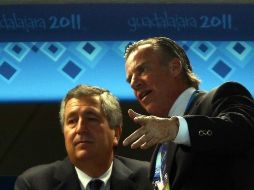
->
{"left": 169, "top": 87, "right": 196, "bottom": 146}
{"left": 75, "top": 162, "right": 113, "bottom": 190}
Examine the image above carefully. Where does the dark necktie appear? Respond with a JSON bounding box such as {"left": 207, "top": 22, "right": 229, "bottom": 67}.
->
{"left": 88, "top": 179, "right": 103, "bottom": 190}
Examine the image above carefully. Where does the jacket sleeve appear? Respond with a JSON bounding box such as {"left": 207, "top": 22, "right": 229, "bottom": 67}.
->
{"left": 14, "top": 175, "right": 32, "bottom": 190}
{"left": 184, "top": 82, "right": 254, "bottom": 154}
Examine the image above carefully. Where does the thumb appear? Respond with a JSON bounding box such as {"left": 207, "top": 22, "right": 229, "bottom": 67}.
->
{"left": 128, "top": 109, "right": 147, "bottom": 125}
{"left": 128, "top": 109, "right": 141, "bottom": 120}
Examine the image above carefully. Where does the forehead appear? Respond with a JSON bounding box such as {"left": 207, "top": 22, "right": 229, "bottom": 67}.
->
{"left": 127, "top": 44, "right": 154, "bottom": 59}
{"left": 125, "top": 44, "right": 162, "bottom": 69}
{"left": 65, "top": 96, "right": 102, "bottom": 113}
{"left": 126, "top": 45, "right": 157, "bottom": 67}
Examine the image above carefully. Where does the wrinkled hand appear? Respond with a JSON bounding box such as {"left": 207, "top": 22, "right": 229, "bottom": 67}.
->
{"left": 123, "top": 109, "right": 179, "bottom": 149}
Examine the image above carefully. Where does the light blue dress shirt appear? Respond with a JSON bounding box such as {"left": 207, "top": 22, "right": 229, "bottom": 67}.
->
{"left": 170, "top": 87, "right": 196, "bottom": 146}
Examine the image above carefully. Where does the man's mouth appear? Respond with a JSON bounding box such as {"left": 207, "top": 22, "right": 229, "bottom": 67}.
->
{"left": 138, "top": 90, "right": 152, "bottom": 101}
{"left": 74, "top": 138, "right": 94, "bottom": 146}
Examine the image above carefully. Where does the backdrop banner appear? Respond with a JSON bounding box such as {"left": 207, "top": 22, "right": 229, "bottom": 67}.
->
{"left": 0, "top": 3, "right": 254, "bottom": 41}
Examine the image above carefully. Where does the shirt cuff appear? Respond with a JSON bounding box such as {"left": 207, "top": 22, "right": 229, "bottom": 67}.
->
{"left": 172, "top": 116, "right": 191, "bottom": 146}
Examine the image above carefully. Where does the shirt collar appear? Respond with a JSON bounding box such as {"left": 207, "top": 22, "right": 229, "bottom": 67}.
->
{"left": 168, "top": 87, "right": 196, "bottom": 117}
{"left": 75, "top": 162, "right": 113, "bottom": 190}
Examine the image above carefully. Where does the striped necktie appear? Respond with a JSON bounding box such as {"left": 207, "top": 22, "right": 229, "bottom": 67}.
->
{"left": 152, "top": 143, "right": 170, "bottom": 190}
{"left": 152, "top": 90, "right": 199, "bottom": 190}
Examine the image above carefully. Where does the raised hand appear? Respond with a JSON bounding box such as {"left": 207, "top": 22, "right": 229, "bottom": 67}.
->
{"left": 123, "top": 109, "right": 179, "bottom": 149}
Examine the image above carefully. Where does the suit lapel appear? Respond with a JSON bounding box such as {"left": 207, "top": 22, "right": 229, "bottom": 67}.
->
{"left": 110, "top": 158, "right": 137, "bottom": 190}
{"left": 184, "top": 91, "right": 206, "bottom": 115}
{"left": 168, "top": 92, "right": 206, "bottom": 186}
{"left": 169, "top": 92, "right": 208, "bottom": 188}
{"left": 184, "top": 91, "right": 209, "bottom": 115}
{"left": 149, "top": 142, "right": 177, "bottom": 186}
{"left": 166, "top": 142, "right": 177, "bottom": 177}
{"left": 149, "top": 144, "right": 160, "bottom": 180}
{"left": 53, "top": 158, "right": 81, "bottom": 190}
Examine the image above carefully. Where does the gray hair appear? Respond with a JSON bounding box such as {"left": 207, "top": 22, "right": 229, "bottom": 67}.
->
{"left": 125, "top": 36, "right": 201, "bottom": 89}
{"left": 59, "top": 85, "right": 123, "bottom": 130}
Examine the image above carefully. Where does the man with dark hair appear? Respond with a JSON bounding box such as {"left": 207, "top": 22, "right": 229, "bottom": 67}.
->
{"left": 15, "top": 85, "right": 152, "bottom": 190}
{"left": 123, "top": 36, "right": 254, "bottom": 190}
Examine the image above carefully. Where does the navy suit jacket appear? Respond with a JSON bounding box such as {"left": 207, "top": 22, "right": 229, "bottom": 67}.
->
{"left": 150, "top": 82, "right": 254, "bottom": 190}
{"left": 15, "top": 156, "right": 152, "bottom": 190}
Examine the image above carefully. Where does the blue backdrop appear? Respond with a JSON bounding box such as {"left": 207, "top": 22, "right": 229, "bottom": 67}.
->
{"left": 0, "top": 4, "right": 253, "bottom": 102}
{"left": 0, "top": 40, "right": 253, "bottom": 102}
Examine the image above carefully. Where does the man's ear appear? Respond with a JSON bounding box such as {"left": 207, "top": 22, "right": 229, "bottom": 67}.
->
{"left": 113, "top": 126, "right": 122, "bottom": 146}
{"left": 168, "top": 58, "right": 182, "bottom": 77}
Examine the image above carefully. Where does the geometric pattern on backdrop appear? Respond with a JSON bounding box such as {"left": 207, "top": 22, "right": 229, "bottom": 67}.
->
{"left": 0, "top": 41, "right": 253, "bottom": 102}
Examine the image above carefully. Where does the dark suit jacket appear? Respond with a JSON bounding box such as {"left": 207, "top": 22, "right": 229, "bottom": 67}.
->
{"left": 15, "top": 155, "right": 152, "bottom": 190}
{"left": 150, "top": 82, "right": 254, "bottom": 190}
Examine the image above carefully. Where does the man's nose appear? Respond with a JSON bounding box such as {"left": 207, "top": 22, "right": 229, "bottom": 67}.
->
{"left": 130, "top": 74, "right": 142, "bottom": 90}
{"left": 75, "top": 118, "right": 87, "bottom": 133}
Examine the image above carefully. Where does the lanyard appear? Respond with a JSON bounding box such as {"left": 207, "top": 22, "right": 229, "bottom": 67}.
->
{"left": 184, "top": 90, "right": 199, "bottom": 114}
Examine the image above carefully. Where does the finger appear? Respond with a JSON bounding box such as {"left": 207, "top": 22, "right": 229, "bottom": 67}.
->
{"left": 141, "top": 137, "right": 157, "bottom": 149}
{"left": 131, "top": 134, "right": 148, "bottom": 149}
{"left": 128, "top": 109, "right": 142, "bottom": 120}
{"left": 133, "top": 116, "right": 149, "bottom": 126}
{"left": 140, "top": 142, "right": 148, "bottom": 150}
{"left": 122, "top": 127, "right": 145, "bottom": 146}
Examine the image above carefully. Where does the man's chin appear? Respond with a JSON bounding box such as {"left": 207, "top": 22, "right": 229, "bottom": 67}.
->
{"left": 75, "top": 151, "right": 92, "bottom": 161}
{"left": 143, "top": 104, "right": 154, "bottom": 114}
{"left": 144, "top": 105, "right": 162, "bottom": 116}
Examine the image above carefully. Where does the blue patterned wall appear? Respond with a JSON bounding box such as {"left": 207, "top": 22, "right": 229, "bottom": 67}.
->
{"left": 0, "top": 40, "right": 253, "bottom": 102}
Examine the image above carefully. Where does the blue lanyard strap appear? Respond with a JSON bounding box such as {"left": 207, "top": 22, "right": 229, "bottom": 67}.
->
{"left": 185, "top": 90, "right": 200, "bottom": 114}
{"left": 152, "top": 90, "right": 200, "bottom": 190}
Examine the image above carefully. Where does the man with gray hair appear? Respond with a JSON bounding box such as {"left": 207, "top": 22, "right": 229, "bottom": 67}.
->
{"left": 15, "top": 84, "right": 152, "bottom": 190}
